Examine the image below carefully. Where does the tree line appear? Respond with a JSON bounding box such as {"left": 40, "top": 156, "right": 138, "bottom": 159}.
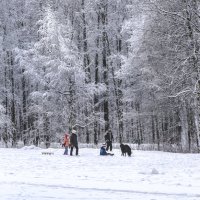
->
{"left": 0, "top": 0, "right": 200, "bottom": 152}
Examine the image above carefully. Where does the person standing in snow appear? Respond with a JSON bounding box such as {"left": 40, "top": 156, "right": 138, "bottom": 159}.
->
{"left": 63, "top": 133, "right": 70, "bottom": 155}
{"left": 100, "top": 144, "right": 114, "bottom": 156}
{"left": 104, "top": 129, "right": 113, "bottom": 151}
{"left": 70, "top": 130, "right": 79, "bottom": 156}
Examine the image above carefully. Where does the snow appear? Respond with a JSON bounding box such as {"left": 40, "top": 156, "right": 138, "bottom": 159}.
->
{"left": 0, "top": 147, "right": 200, "bottom": 200}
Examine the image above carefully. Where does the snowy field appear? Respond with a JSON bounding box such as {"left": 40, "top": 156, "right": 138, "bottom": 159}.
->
{"left": 0, "top": 147, "right": 200, "bottom": 200}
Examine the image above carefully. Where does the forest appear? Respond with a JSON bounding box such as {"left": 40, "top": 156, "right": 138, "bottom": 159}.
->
{"left": 0, "top": 0, "right": 200, "bottom": 153}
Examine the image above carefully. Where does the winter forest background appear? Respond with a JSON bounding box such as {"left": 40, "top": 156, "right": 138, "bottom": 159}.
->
{"left": 0, "top": 0, "right": 200, "bottom": 153}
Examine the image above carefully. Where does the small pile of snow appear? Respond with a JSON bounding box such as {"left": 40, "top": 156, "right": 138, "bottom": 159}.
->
{"left": 21, "top": 145, "right": 41, "bottom": 150}
{"left": 16, "top": 141, "right": 24, "bottom": 148}
{"left": 151, "top": 168, "right": 159, "bottom": 174}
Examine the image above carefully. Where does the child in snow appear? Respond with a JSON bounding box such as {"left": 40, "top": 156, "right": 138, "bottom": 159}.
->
{"left": 63, "top": 133, "right": 70, "bottom": 155}
{"left": 100, "top": 144, "right": 114, "bottom": 156}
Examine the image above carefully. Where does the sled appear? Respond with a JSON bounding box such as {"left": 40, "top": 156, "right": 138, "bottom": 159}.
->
{"left": 41, "top": 151, "right": 54, "bottom": 155}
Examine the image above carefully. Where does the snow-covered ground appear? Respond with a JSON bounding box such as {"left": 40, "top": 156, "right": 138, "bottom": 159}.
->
{"left": 0, "top": 147, "right": 200, "bottom": 200}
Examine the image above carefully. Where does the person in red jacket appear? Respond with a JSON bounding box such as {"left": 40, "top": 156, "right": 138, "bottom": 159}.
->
{"left": 63, "top": 133, "right": 70, "bottom": 155}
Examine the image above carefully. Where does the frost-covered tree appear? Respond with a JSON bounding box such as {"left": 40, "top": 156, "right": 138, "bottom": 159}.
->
{"left": 121, "top": 0, "right": 200, "bottom": 152}
{"left": 1, "top": 0, "right": 200, "bottom": 152}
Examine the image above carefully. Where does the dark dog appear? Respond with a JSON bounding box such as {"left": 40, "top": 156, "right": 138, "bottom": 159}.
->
{"left": 120, "top": 144, "right": 132, "bottom": 156}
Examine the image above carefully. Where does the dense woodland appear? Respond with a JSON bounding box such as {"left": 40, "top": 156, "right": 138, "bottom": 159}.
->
{"left": 0, "top": 0, "right": 200, "bottom": 152}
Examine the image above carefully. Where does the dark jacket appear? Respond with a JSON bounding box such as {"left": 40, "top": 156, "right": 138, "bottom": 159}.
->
{"left": 105, "top": 130, "right": 113, "bottom": 142}
{"left": 100, "top": 146, "right": 107, "bottom": 156}
{"left": 70, "top": 133, "right": 78, "bottom": 147}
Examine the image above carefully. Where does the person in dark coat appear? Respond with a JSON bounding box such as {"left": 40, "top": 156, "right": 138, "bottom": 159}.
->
{"left": 104, "top": 129, "right": 113, "bottom": 151}
{"left": 100, "top": 144, "right": 114, "bottom": 156}
{"left": 70, "top": 130, "right": 79, "bottom": 156}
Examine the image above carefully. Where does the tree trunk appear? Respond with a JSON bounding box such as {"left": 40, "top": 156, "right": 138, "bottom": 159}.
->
{"left": 194, "top": 97, "right": 200, "bottom": 152}
{"left": 94, "top": 11, "right": 100, "bottom": 145}
{"left": 111, "top": 36, "right": 124, "bottom": 143}
{"left": 152, "top": 113, "right": 155, "bottom": 144}
{"left": 82, "top": 0, "right": 91, "bottom": 143}
{"left": 22, "top": 68, "right": 28, "bottom": 145}
{"left": 8, "top": 51, "right": 17, "bottom": 147}
{"left": 180, "top": 100, "right": 189, "bottom": 153}
{"left": 101, "top": 2, "right": 110, "bottom": 132}
{"left": 154, "top": 115, "right": 160, "bottom": 151}
{"left": 3, "top": 47, "right": 9, "bottom": 147}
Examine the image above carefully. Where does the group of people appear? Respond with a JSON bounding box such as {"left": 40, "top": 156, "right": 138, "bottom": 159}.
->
{"left": 63, "top": 129, "right": 79, "bottom": 156}
{"left": 62, "top": 128, "right": 114, "bottom": 156}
